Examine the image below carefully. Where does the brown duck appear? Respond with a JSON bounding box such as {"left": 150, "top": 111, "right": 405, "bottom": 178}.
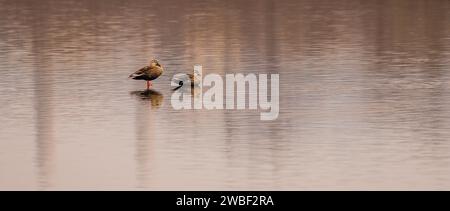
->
{"left": 176, "top": 68, "right": 201, "bottom": 87}
{"left": 129, "top": 59, "right": 164, "bottom": 90}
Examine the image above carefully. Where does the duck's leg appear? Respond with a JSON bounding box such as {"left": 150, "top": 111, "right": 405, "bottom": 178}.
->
{"left": 147, "top": 81, "right": 150, "bottom": 90}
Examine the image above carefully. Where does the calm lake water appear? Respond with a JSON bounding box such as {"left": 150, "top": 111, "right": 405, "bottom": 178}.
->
{"left": 1, "top": 0, "right": 450, "bottom": 190}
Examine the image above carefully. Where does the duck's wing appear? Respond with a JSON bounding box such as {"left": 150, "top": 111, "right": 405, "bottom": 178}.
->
{"left": 129, "top": 66, "right": 149, "bottom": 78}
{"left": 171, "top": 73, "right": 189, "bottom": 85}
{"left": 146, "top": 66, "right": 164, "bottom": 80}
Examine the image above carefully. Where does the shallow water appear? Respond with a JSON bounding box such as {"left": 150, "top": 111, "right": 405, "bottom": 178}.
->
{"left": 1, "top": 0, "right": 450, "bottom": 190}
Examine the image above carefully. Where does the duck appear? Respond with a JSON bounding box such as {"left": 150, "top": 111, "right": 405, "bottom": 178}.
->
{"left": 129, "top": 59, "right": 164, "bottom": 90}
{"left": 176, "top": 68, "right": 201, "bottom": 87}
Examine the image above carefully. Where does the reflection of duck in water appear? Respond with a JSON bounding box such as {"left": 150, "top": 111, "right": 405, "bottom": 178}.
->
{"left": 130, "top": 89, "right": 164, "bottom": 109}
{"left": 129, "top": 59, "right": 164, "bottom": 90}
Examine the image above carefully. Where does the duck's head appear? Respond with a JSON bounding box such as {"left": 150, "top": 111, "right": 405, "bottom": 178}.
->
{"left": 193, "top": 65, "right": 202, "bottom": 76}
{"left": 194, "top": 68, "right": 201, "bottom": 77}
{"left": 150, "top": 59, "right": 162, "bottom": 67}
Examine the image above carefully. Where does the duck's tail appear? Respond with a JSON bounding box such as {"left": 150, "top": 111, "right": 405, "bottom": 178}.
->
{"left": 172, "top": 78, "right": 185, "bottom": 86}
{"left": 171, "top": 79, "right": 184, "bottom": 91}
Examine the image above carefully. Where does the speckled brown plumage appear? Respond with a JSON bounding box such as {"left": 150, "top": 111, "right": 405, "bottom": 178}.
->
{"left": 129, "top": 59, "right": 164, "bottom": 89}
